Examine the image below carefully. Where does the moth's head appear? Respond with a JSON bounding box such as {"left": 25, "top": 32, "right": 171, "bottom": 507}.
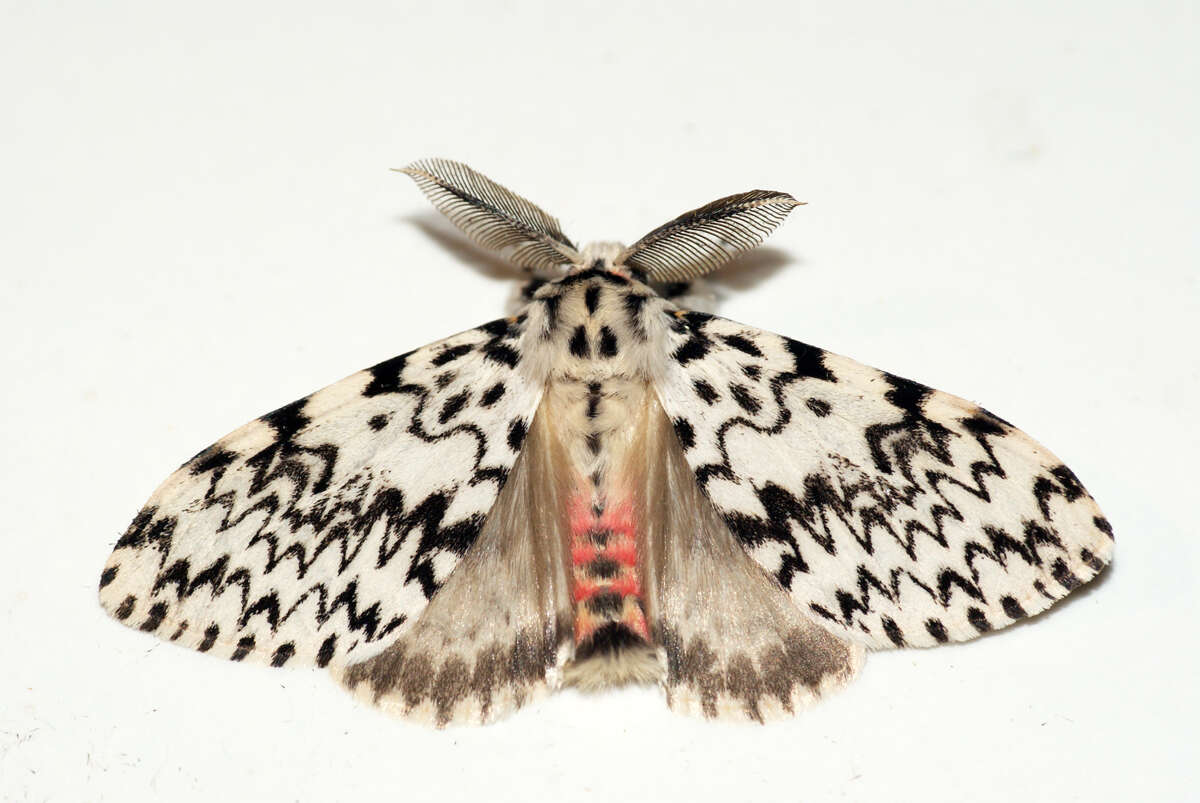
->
{"left": 400, "top": 158, "right": 802, "bottom": 287}
{"left": 574, "top": 242, "right": 629, "bottom": 276}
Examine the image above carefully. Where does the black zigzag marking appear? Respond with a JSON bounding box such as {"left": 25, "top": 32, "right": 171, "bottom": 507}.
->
{"left": 681, "top": 317, "right": 841, "bottom": 498}
{"left": 120, "top": 319, "right": 534, "bottom": 663}
{"left": 672, "top": 317, "right": 1094, "bottom": 630}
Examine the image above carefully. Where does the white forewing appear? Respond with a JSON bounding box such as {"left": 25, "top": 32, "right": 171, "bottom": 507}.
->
{"left": 99, "top": 315, "right": 544, "bottom": 669}
{"left": 654, "top": 311, "right": 1113, "bottom": 649}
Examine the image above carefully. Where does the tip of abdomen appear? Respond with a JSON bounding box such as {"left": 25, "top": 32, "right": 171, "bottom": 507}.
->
{"left": 564, "top": 623, "right": 663, "bottom": 691}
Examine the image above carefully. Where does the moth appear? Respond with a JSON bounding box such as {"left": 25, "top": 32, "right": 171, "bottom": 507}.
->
{"left": 99, "top": 159, "right": 1113, "bottom": 725}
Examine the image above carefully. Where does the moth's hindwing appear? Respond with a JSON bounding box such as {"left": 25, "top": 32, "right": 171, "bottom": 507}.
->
{"left": 339, "top": 401, "right": 575, "bottom": 726}
{"left": 654, "top": 311, "right": 1114, "bottom": 649}
{"left": 630, "top": 390, "right": 864, "bottom": 721}
{"left": 99, "top": 315, "right": 542, "bottom": 670}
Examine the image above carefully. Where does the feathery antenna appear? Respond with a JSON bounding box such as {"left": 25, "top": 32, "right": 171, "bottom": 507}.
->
{"left": 619, "top": 190, "right": 802, "bottom": 282}
{"left": 400, "top": 158, "right": 579, "bottom": 271}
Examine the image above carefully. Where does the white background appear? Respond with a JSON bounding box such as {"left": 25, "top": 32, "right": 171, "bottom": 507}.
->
{"left": 2, "top": 1, "right": 1196, "bottom": 801}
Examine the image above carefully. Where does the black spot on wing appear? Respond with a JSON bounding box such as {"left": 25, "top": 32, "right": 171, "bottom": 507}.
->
{"left": 1033, "top": 465, "right": 1090, "bottom": 519}
{"left": 721, "top": 333, "right": 763, "bottom": 357}
{"left": 438, "top": 390, "right": 470, "bottom": 424}
{"left": 694, "top": 463, "right": 735, "bottom": 487}
{"left": 1080, "top": 548, "right": 1104, "bottom": 572}
{"left": 479, "top": 318, "right": 513, "bottom": 338}
{"left": 231, "top": 635, "right": 255, "bottom": 661}
{"left": 693, "top": 380, "right": 720, "bottom": 404}
{"left": 139, "top": 602, "right": 167, "bottom": 633}
{"left": 479, "top": 382, "right": 506, "bottom": 407}
{"left": 967, "top": 607, "right": 992, "bottom": 633}
{"left": 368, "top": 414, "right": 389, "bottom": 431}
{"left": 364, "top": 352, "right": 412, "bottom": 397}
{"left": 672, "top": 336, "right": 709, "bottom": 365}
{"left": 783, "top": 339, "right": 836, "bottom": 382}
{"left": 317, "top": 635, "right": 337, "bottom": 668}
{"left": 189, "top": 447, "right": 236, "bottom": 476}
{"left": 115, "top": 595, "right": 135, "bottom": 620}
{"left": 668, "top": 310, "right": 717, "bottom": 363}
{"left": 271, "top": 643, "right": 296, "bottom": 667}
{"left": 881, "top": 616, "right": 905, "bottom": 647}
{"left": 673, "top": 418, "right": 696, "bottom": 450}
{"left": 961, "top": 412, "right": 1008, "bottom": 437}
{"left": 882, "top": 372, "right": 932, "bottom": 417}
{"left": 478, "top": 317, "right": 522, "bottom": 368}
{"left": 260, "top": 398, "right": 309, "bottom": 442}
{"left": 99, "top": 566, "right": 117, "bottom": 588}
{"left": 1051, "top": 558, "right": 1081, "bottom": 591}
{"left": 730, "top": 384, "right": 762, "bottom": 414}
{"left": 431, "top": 343, "right": 473, "bottom": 367}
{"left": 483, "top": 342, "right": 520, "bottom": 368}
{"left": 925, "top": 619, "right": 949, "bottom": 643}
{"left": 199, "top": 624, "right": 219, "bottom": 652}
{"left": 805, "top": 398, "right": 831, "bottom": 417}
{"left": 1050, "top": 465, "right": 1087, "bottom": 501}
{"left": 153, "top": 559, "right": 190, "bottom": 597}
{"left": 507, "top": 419, "right": 528, "bottom": 451}
{"left": 1001, "top": 596, "right": 1027, "bottom": 620}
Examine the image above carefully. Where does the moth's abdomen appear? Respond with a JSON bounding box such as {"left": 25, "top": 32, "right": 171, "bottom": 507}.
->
{"left": 562, "top": 489, "right": 661, "bottom": 690}
{"left": 568, "top": 496, "right": 649, "bottom": 650}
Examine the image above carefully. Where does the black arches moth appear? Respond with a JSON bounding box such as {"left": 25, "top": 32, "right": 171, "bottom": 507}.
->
{"left": 99, "top": 159, "right": 1112, "bottom": 725}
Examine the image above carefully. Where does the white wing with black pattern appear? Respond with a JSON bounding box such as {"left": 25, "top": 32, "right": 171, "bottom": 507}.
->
{"left": 654, "top": 311, "right": 1113, "bottom": 649}
{"left": 99, "top": 315, "right": 544, "bottom": 669}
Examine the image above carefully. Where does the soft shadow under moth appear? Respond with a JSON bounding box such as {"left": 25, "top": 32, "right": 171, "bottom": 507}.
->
{"left": 99, "top": 159, "right": 1113, "bottom": 725}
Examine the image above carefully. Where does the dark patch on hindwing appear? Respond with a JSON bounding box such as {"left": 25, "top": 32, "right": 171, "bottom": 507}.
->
{"left": 343, "top": 624, "right": 566, "bottom": 726}
{"left": 660, "top": 623, "right": 856, "bottom": 721}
